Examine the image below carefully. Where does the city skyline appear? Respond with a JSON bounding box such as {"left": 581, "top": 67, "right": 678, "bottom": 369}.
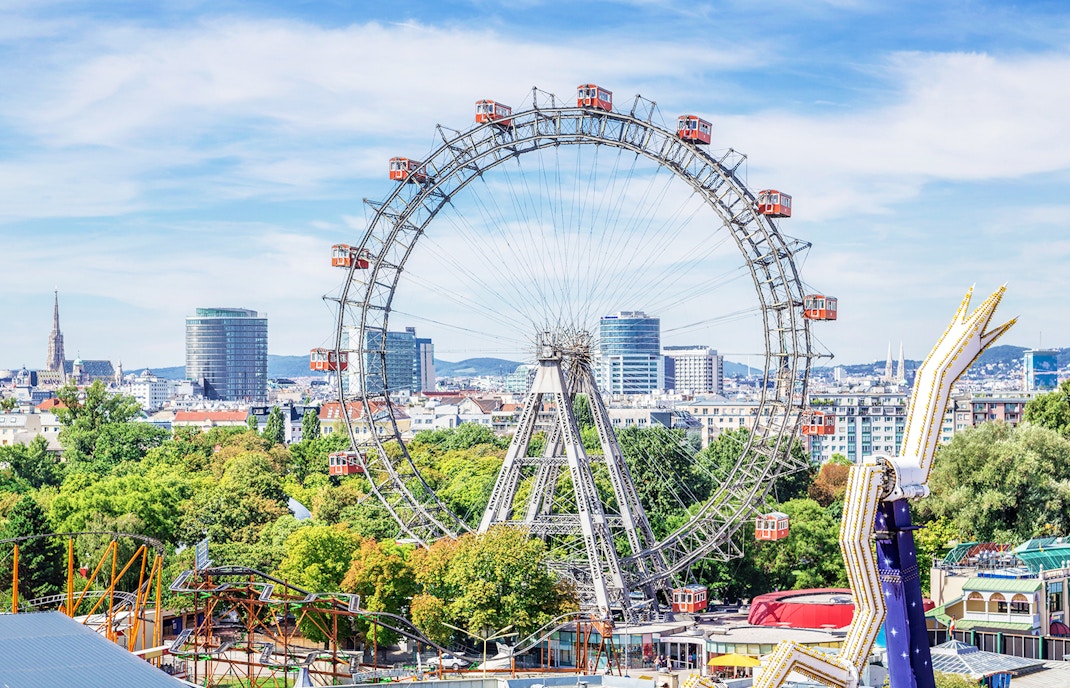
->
{"left": 3, "top": 2, "right": 1070, "bottom": 368}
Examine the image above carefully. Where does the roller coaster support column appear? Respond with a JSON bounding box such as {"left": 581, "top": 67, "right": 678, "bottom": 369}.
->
{"left": 12, "top": 543, "right": 18, "bottom": 613}
{"left": 877, "top": 500, "right": 935, "bottom": 688}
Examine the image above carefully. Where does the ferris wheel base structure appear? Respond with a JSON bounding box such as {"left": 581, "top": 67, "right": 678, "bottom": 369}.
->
{"left": 331, "top": 83, "right": 825, "bottom": 620}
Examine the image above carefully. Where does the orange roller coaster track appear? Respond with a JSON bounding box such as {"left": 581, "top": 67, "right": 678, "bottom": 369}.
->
{"left": 1, "top": 531, "right": 166, "bottom": 661}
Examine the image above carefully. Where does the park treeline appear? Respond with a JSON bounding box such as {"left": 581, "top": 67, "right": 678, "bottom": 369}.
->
{"left": 5, "top": 380, "right": 1070, "bottom": 646}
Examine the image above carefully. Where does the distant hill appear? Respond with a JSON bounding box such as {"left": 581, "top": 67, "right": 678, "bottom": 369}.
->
{"left": 147, "top": 355, "right": 525, "bottom": 381}
{"left": 129, "top": 346, "right": 1070, "bottom": 383}
{"left": 434, "top": 358, "right": 525, "bottom": 378}
{"left": 727, "top": 345, "right": 1070, "bottom": 378}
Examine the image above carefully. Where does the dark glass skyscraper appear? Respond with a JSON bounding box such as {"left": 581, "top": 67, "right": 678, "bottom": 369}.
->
{"left": 185, "top": 307, "right": 268, "bottom": 401}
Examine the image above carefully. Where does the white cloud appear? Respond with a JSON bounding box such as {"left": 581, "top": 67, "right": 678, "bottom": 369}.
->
{"left": 721, "top": 51, "right": 1070, "bottom": 220}
{"left": 4, "top": 12, "right": 1070, "bottom": 365}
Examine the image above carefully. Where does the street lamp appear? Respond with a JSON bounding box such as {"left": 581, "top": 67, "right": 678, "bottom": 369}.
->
{"left": 441, "top": 621, "right": 518, "bottom": 677}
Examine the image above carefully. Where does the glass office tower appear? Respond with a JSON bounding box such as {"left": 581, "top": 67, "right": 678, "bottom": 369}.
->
{"left": 1024, "top": 349, "right": 1059, "bottom": 391}
{"left": 598, "top": 311, "right": 663, "bottom": 394}
{"left": 186, "top": 307, "right": 268, "bottom": 401}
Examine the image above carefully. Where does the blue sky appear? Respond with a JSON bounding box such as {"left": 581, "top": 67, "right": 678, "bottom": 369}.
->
{"left": 2, "top": 0, "right": 1070, "bottom": 370}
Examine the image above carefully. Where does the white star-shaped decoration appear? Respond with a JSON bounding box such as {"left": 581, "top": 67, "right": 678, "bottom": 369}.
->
{"left": 901, "top": 652, "right": 909, "bottom": 659}
{"left": 889, "top": 627, "right": 898, "bottom": 637}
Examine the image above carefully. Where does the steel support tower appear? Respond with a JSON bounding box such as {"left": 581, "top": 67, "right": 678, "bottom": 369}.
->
{"left": 478, "top": 331, "right": 665, "bottom": 616}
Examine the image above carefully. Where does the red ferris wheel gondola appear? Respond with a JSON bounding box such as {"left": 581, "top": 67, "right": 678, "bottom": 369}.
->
{"left": 756, "top": 189, "right": 792, "bottom": 218}
{"left": 803, "top": 294, "right": 838, "bottom": 321}
{"left": 331, "top": 244, "right": 370, "bottom": 269}
{"left": 476, "top": 99, "right": 512, "bottom": 127}
{"left": 577, "top": 84, "right": 613, "bottom": 111}
{"left": 801, "top": 410, "right": 836, "bottom": 436}
{"left": 329, "top": 450, "right": 365, "bottom": 476}
{"left": 756, "top": 512, "right": 790, "bottom": 541}
{"left": 676, "top": 115, "right": 712, "bottom": 145}
{"left": 389, "top": 157, "right": 427, "bottom": 183}
{"left": 309, "top": 348, "right": 348, "bottom": 372}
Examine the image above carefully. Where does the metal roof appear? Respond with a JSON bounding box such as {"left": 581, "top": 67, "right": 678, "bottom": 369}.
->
{"left": 0, "top": 611, "right": 185, "bottom": 687}
{"left": 1014, "top": 537, "right": 1070, "bottom": 573}
{"left": 962, "top": 577, "right": 1041, "bottom": 594}
{"left": 929, "top": 639, "right": 1045, "bottom": 679}
{"left": 952, "top": 619, "right": 1036, "bottom": 632}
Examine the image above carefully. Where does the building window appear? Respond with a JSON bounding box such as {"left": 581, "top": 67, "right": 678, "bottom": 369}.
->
{"left": 1049, "top": 583, "right": 1063, "bottom": 612}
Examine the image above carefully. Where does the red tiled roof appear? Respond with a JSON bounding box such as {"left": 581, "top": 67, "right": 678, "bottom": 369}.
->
{"left": 36, "top": 398, "right": 65, "bottom": 412}
{"left": 319, "top": 401, "right": 408, "bottom": 421}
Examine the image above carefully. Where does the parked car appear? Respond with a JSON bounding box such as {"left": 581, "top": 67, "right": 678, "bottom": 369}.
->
{"left": 425, "top": 654, "right": 470, "bottom": 671}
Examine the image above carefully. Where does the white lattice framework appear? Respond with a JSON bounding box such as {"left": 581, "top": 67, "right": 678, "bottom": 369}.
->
{"left": 331, "top": 87, "right": 818, "bottom": 592}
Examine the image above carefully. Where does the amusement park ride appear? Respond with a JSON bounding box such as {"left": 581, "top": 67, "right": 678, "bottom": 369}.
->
{"left": 320, "top": 81, "right": 825, "bottom": 622}
{"left": 313, "top": 83, "right": 1016, "bottom": 688}
{"left": 2, "top": 532, "right": 166, "bottom": 654}
{"left": 754, "top": 287, "right": 1014, "bottom": 688}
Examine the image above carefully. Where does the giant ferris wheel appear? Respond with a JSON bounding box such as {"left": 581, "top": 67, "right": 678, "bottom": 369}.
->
{"left": 326, "top": 84, "right": 823, "bottom": 617}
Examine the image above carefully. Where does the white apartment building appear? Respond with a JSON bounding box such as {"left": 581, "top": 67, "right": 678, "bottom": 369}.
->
{"left": 663, "top": 346, "right": 724, "bottom": 396}
{"left": 805, "top": 388, "right": 908, "bottom": 463}
{"left": 674, "top": 396, "right": 760, "bottom": 448}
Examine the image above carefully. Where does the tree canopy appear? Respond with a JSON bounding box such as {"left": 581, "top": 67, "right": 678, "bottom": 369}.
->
{"left": 54, "top": 380, "right": 167, "bottom": 470}
{"left": 1024, "top": 379, "right": 1070, "bottom": 438}
{"left": 410, "top": 526, "right": 576, "bottom": 644}
{"left": 919, "top": 422, "right": 1070, "bottom": 542}
{"left": 0, "top": 495, "right": 65, "bottom": 601}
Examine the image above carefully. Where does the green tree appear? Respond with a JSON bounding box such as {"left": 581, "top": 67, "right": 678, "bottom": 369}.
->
{"left": 50, "top": 464, "right": 192, "bottom": 545}
{"left": 698, "top": 428, "right": 813, "bottom": 503}
{"left": 933, "top": 671, "right": 981, "bottom": 688}
{"left": 289, "top": 432, "right": 349, "bottom": 483}
{"left": 410, "top": 526, "right": 576, "bottom": 642}
{"left": 247, "top": 414, "right": 260, "bottom": 433}
{"left": 432, "top": 447, "right": 505, "bottom": 528}
{"left": 0, "top": 397, "right": 16, "bottom": 412}
{"left": 618, "top": 425, "right": 706, "bottom": 537}
{"left": 341, "top": 538, "right": 418, "bottom": 646}
{"left": 276, "top": 524, "right": 361, "bottom": 643}
{"left": 1, "top": 436, "right": 62, "bottom": 488}
{"left": 53, "top": 380, "right": 166, "bottom": 470}
{"left": 919, "top": 422, "right": 1070, "bottom": 542}
{"left": 277, "top": 523, "right": 361, "bottom": 593}
{"left": 0, "top": 495, "right": 65, "bottom": 600}
{"left": 572, "top": 394, "right": 594, "bottom": 429}
{"left": 264, "top": 406, "right": 285, "bottom": 446}
{"left": 914, "top": 516, "right": 959, "bottom": 592}
{"left": 413, "top": 423, "right": 507, "bottom": 453}
{"left": 749, "top": 498, "right": 846, "bottom": 591}
{"left": 178, "top": 452, "right": 290, "bottom": 545}
{"left": 301, "top": 406, "right": 321, "bottom": 441}
{"left": 1024, "top": 379, "right": 1070, "bottom": 437}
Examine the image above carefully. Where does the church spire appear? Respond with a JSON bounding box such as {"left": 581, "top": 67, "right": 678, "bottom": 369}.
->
{"left": 896, "top": 342, "right": 906, "bottom": 383}
{"left": 46, "top": 290, "right": 65, "bottom": 374}
{"left": 884, "top": 342, "right": 893, "bottom": 382}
